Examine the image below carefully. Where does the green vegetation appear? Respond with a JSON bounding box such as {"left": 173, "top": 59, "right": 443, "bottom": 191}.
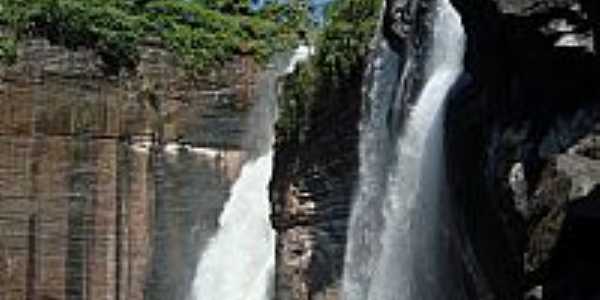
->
{"left": 0, "top": 0, "right": 308, "bottom": 72}
{"left": 315, "top": 0, "right": 381, "bottom": 78}
{"left": 0, "top": 36, "right": 17, "bottom": 65}
{"left": 278, "top": 61, "right": 316, "bottom": 141}
{"left": 277, "top": 0, "right": 382, "bottom": 142}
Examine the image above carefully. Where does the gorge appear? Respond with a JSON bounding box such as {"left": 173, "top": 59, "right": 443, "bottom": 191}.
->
{"left": 1, "top": 0, "right": 599, "bottom": 299}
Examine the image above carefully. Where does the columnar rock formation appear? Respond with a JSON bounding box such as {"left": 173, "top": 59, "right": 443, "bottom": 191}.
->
{"left": 0, "top": 37, "right": 259, "bottom": 300}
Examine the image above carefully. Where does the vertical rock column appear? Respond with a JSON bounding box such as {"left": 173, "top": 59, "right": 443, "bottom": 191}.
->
{"left": 31, "top": 138, "right": 70, "bottom": 300}
{"left": 88, "top": 140, "right": 119, "bottom": 300}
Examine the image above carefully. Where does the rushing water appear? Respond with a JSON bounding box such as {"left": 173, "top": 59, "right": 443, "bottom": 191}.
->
{"left": 189, "top": 153, "right": 276, "bottom": 300}
{"left": 342, "top": 0, "right": 466, "bottom": 299}
{"left": 189, "top": 46, "right": 312, "bottom": 300}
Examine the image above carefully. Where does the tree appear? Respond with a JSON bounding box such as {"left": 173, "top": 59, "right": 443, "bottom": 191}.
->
{"left": 194, "top": 0, "right": 253, "bottom": 15}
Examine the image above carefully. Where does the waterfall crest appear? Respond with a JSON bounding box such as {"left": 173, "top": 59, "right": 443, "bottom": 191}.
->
{"left": 342, "top": 0, "right": 466, "bottom": 299}
{"left": 188, "top": 46, "right": 312, "bottom": 300}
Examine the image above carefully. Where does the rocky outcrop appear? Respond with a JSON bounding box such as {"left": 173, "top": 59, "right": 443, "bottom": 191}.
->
{"left": 445, "top": 0, "right": 600, "bottom": 298}
{"left": 270, "top": 65, "right": 363, "bottom": 300}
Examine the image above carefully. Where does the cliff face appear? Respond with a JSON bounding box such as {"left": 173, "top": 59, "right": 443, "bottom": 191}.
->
{"left": 446, "top": 0, "right": 600, "bottom": 298}
{"left": 269, "top": 1, "right": 384, "bottom": 298}
{"left": 272, "top": 0, "right": 600, "bottom": 299}
{"left": 0, "top": 37, "right": 260, "bottom": 300}
{"left": 270, "top": 64, "right": 363, "bottom": 300}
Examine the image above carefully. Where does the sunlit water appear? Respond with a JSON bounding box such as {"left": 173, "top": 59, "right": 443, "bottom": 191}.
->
{"left": 190, "top": 152, "right": 276, "bottom": 300}
{"left": 343, "top": 0, "right": 466, "bottom": 299}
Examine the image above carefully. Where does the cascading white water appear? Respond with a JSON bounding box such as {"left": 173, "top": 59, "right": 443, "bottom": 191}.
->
{"left": 189, "top": 46, "right": 312, "bottom": 300}
{"left": 190, "top": 153, "right": 276, "bottom": 300}
{"left": 342, "top": 0, "right": 466, "bottom": 299}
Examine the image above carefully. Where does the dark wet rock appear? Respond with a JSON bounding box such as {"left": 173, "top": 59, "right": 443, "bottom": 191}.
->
{"left": 446, "top": 0, "right": 600, "bottom": 298}
{"left": 522, "top": 142, "right": 600, "bottom": 289}
{"left": 544, "top": 186, "right": 600, "bottom": 300}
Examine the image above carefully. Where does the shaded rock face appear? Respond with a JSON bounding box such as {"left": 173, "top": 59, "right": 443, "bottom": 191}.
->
{"left": 445, "top": 0, "right": 600, "bottom": 298}
{"left": 545, "top": 186, "right": 600, "bottom": 300}
{"left": 0, "top": 37, "right": 261, "bottom": 300}
{"left": 270, "top": 71, "right": 363, "bottom": 300}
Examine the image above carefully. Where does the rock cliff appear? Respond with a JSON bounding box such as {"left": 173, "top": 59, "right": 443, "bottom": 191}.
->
{"left": 446, "top": 0, "right": 600, "bottom": 299}
{"left": 270, "top": 58, "right": 363, "bottom": 300}
{"left": 0, "top": 36, "right": 261, "bottom": 300}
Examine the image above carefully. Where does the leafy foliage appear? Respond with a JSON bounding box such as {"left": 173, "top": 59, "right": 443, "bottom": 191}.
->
{"left": 277, "top": 62, "right": 315, "bottom": 141}
{"left": 0, "top": 36, "right": 17, "bottom": 65}
{"left": 315, "top": 0, "right": 381, "bottom": 78}
{"left": 193, "top": 0, "right": 253, "bottom": 14}
{"left": 0, "top": 0, "right": 308, "bottom": 72}
{"left": 277, "top": 0, "right": 382, "bottom": 141}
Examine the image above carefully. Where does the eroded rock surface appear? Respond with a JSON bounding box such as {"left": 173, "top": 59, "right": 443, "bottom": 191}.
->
{"left": 446, "top": 0, "right": 600, "bottom": 298}
{"left": 0, "top": 36, "right": 261, "bottom": 300}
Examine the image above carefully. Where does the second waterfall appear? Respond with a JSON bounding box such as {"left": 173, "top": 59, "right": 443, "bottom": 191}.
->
{"left": 342, "top": 0, "right": 467, "bottom": 299}
{"left": 188, "top": 47, "right": 312, "bottom": 300}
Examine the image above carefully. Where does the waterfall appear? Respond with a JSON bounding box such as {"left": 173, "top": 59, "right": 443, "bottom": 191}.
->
{"left": 189, "top": 153, "right": 276, "bottom": 300}
{"left": 189, "top": 46, "right": 312, "bottom": 300}
{"left": 342, "top": 0, "right": 466, "bottom": 299}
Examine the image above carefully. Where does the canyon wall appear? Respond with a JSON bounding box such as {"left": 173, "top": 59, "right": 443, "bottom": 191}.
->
{"left": 446, "top": 0, "right": 600, "bottom": 299}
{"left": 0, "top": 36, "right": 259, "bottom": 300}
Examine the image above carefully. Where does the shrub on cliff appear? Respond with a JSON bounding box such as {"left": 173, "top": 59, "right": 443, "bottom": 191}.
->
{"left": 277, "top": 0, "right": 381, "bottom": 141}
{"left": 315, "top": 0, "right": 381, "bottom": 78}
{"left": 0, "top": 0, "right": 145, "bottom": 72}
{"left": 144, "top": 1, "right": 301, "bottom": 69}
{"left": 0, "top": 0, "right": 307, "bottom": 73}
{"left": 0, "top": 36, "right": 16, "bottom": 65}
